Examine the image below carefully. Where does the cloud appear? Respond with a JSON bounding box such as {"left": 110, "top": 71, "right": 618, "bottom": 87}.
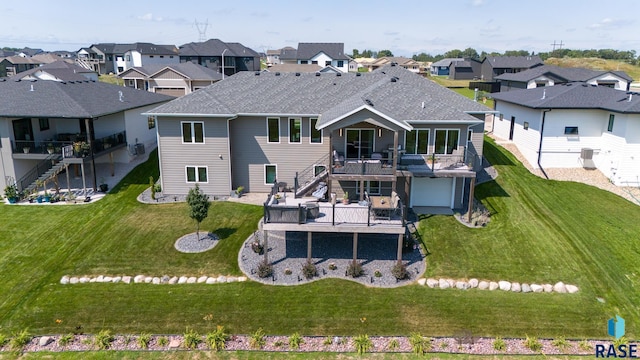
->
{"left": 588, "top": 17, "right": 634, "bottom": 30}
{"left": 384, "top": 31, "right": 399, "bottom": 36}
{"left": 471, "top": 0, "right": 486, "bottom": 6}
{"left": 137, "top": 13, "right": 163, "bottom": 22}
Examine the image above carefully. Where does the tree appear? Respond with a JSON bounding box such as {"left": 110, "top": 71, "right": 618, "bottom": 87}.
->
{"left": 377, "top": 49, "right": 394, "bottom": 57}
{"left": 462, "top": 47, "right": 479, "bottom": 59}
{"left": 444, "top": 49, "right": 463, "bottom": 58}
{"left": 186, "top": 184, "right": 210, "bottom": 240}
{"left": 351, "top": 49, "right": 360, "bottom": 58}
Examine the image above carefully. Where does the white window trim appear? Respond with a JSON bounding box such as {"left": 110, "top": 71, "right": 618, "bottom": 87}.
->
{"left": 181, "top": 121, "right": 205, "bottom": 144}
{"left": 185, "top": 165, "right": 209, "bottom": 183}
{"left": 404, "top": 129, "right": 430, "bottom": 154}
{"left": 288, "top": 117, "right": 302, "bottom": 144}
{"left": 344, "top": 128, "right": 376, "bottom": 159}
{"left": 434, "top": 128, "right": 460, "bottom": 155}
{"left": 309, "top": 118, "right": 323, "bottom": 144}
{"left": 313, "top": 164, "right": 327, "bottom": 177}
{"left": 264, "top": 164, "right": 277, "bottom": 185}
{"left": 266, "top": 117, "right": 280, "bottom": 144}
{"left": 355, "top": 180, "right": 381, "bottom": 195}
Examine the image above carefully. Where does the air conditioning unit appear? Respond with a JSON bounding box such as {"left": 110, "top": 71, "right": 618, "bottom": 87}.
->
{"left": 135, "top": 143, "right": 145, "bottom": 155}
{"left": 580, "top": 148, "right": 593, "bottom": 160}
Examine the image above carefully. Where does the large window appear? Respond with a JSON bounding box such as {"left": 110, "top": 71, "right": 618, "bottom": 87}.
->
{"left": 38, "top": 118, "right": 49, "bottom": 131}
{"left": 182, "top": 122, "right": 204, "bottom": 143}
{"left": 148, "top": 116, "right": 156, "bottom": 129}
{"left": 264, "top": 164, "right": 277, "bottom": 185}
{"left": 310, "top": 118, "right": 322, "bottom": 144}
{"left": 405, "top": 129, "right": 429, "bottom": 154}
{"left": 267, "top": 117, "right": 280, "bottom": 143}
{"left": 608, "top": 114, "right": 615, "bottom": 132}
{"left": 356, "top": 181, "right": 381, "bottom": 195}
{"left": 564, "top": 126, "right": 579, "bottom": 135}
{"left": 186, "top": 166, "right": 208, "bottom": 183}
{"left": 435, "top": 129, "right": 459, "bottom": 154}
{"left": 289, "top": 117, "right": 301, "bottom": 143}
{"left": 337, "top": 60, "right": 344, "bottom": 67}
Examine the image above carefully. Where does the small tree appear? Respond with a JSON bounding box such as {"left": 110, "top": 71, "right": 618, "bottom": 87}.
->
{"left": 186, "top": 184, "right": 210, "bottom": 240}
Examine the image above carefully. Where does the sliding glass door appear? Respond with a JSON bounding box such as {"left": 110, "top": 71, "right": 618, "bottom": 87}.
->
{"left": 345, "top": 129, "right": 374, "bottom": 159}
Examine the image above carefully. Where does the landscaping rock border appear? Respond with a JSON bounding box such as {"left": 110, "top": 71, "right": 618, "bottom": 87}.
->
{"left": 60, "top": 275, "right": 247, "bottom": 285}
{"left": 420, "top": 278, "right": 579, "bottom": 293}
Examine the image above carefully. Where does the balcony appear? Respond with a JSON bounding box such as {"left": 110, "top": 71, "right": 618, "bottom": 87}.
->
{"left": 12, "top": 131, "right": 127, "bottom": 160}
{"left": 332, "top": 158, "right": 396, "bottom": 176}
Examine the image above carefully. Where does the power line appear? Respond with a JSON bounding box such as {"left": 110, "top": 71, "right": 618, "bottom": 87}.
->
{"left": 194, "top": 19, "right": 209, "bottom": 42}
{"left": 551, "top": 40, "right": 564, "bottom": 52}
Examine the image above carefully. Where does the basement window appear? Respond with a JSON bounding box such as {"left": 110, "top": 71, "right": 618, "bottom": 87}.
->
{"left": 607, "top": 114, "right": 615, "bottom": 132}
{"left": 523, "top": 122, "right": 529, "bottom": 130}
{"left": 564, "top": 126, "right": 579, "bottom": 136}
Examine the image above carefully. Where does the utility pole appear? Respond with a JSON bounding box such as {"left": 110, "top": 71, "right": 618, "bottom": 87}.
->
{"left": 550, "top": 40, "right": 564, "bottom": 52}
{"left": 194, "top": 19, "right": 208, "bottom": 42}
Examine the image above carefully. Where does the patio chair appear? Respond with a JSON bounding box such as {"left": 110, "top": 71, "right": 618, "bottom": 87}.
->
{"left": 333, "top": 150, "right": 344, "bottom": 167}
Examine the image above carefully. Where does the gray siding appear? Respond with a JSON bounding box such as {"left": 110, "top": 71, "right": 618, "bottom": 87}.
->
{"left": 229, "top": 116, "right": 330, "bottom": 192}
{"left": 157, "top": 116, "right": 231, "bottom": 196}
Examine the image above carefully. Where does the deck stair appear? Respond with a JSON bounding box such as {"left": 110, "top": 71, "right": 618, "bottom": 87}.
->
{"left": 16, "top": 154, "right": 64, "bottom": 193}
{"left": 294, "top": 153, "right": 330, "bottom": 197}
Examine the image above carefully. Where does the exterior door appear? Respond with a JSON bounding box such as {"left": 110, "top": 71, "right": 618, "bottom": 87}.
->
{"left": 12, "top": 118, "right": 34, "bottom": 142}
{"left": 346, "top": 129, "right": 374, "bottom": 159}
{"left": 509, "top": 116, "right": 515, "bottom": 140}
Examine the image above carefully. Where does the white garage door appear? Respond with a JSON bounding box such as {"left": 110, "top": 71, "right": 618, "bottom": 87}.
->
{"left": 411, "top": 177, "right": 454, "bottom": 207}
{"left": 155, "top": 88, "right": 186, "bottom": 97}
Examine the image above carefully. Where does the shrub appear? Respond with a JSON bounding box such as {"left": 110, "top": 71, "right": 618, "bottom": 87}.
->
{"left": 551, "top": 336, "right": 570, "bottom": 350}
{"left": 579, "top": 339, "right": 591, "bottom": 351}
{"left": 409, "top": 332, "right": 431, "bottom": 354}
{"left": 613, "top": 336, "right": 629, "bottom": 347}
{"left": 391, "top": 262, "right": 409, "bottom": 280}
{"left": 157, "top": 336, "right": 169, "bottom": 347}
{"left": 388, "top": 338, "right": 399, "bottom": 350}
{"left": 149, "top": 176, "right": 156, "bottom": 200}
{"left": 440, "top": 341, "right": 449, "bottom": 349}
{"left": 374, "top": 270, "right": 382, "bottom": 277}
{"left": 347, "top": 260, "right": 364, "bottom": 278}
{"left": 250, "top": 328, "right": 266, "bottom": 349}
{"left": 94, "top": 330, "right": 114, "bottom": 350}
{"left": 328, "top": 262, "right": 337, "bottom": 271}
{"left": 492, "top": 337, "right": 506, "bottom": 351}
{"left": 301, "top": 260, "right": 318, "bottom": 279}
{"left": 257, "top": 260, "right": 273, "bottom": 278}
{"left": 10, "top": 328, "right": 31, "bottom": 352}
{"left": 137, "top": 333, "right": 152, "bottom": 349}
{"left": 524, "top": 335, "right": 542, "bottom": 352}
{"left": 0, "top": 333, "right": 8, "bottom": 347}
{"left": 353, "top": 334, "right": 372, "bottom": 355}
{"left": 284, "top": 268, "right": 292, "bottom": 275}
{"left": 273, "top": 340, "right": 284, "bottom": 347}
{"left": 183, "top": 328, "right": 202, "bottom": 349}
{"left": 251, "top": 240, "right": 264, "bottom": 254}
{"left": 288, "top": 332, "right": 304, "bottom": 349}
{"left": 323, "top": 336, "right": 333, "bottom": 346}
{"left": 205, "top": 326, "right": 229, "bottom": 351}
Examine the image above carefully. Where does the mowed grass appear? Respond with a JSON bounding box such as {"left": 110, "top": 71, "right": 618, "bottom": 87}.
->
{"left": 0, "top": 143, "right": 639, "bottom": 339}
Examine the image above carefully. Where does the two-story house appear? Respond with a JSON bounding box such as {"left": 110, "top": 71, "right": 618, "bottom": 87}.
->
{"left": 295, "top": 43, "right": 349, "bottom": 73}
{"left": 118, "top": 62, "right": 221, "bottom": 96}
{"left": 178, "top": 39, "right": 260, "bottom": 78}
{"left": 77, "top": 43, "right": 178, "bottom": 74}
{"left": 480, "top": 55, "right": 544, "bottom": 81}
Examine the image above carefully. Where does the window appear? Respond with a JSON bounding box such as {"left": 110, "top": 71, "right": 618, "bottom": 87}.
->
{"left": 289, "top": 117, "right": 301, "bottom": 143}
{"left": 149, "top": 55, "right": 154, "bottom": 58}
{"left": 356, "top": 181, "right": 381, "bottom": 195}
{"left": 314, "top": 165, "right": 326, "bottom": 176}
{"left": 267, "top": 117, "right": 280, "bottom": 143}
{"left": 39, "top": 118, "right": 49, "bottom": 131}
{"left": 499, "top": 114, "right": 504, "bottom": 121}
{"left": 182, "top": 122, "right": 204, "bottom": 143}
{"left": 310, "top": 118, "right": 322, "bottom": 143}
{"left": 434, "top": 129, "right": 459, "bottom": 154}
{"left": 148, "top": 116, "right": 156, "bottom": 129}
{"left": 405, "top": 129, "right": 429, "bottom": 154}
{"left": 186, "top": 166, "right": 208, "bottom": 183}
{"left": 300, "top": 60, "right": 308, "bottom": 64}
{"left": 311, "top": 61, "right": 318, "bottom": 65}
{"left": 126, "top": 55, "right": 130, "bottom": 61}
{"left": 564, "top": 126, "right": 579, "bottom": 135}
{"left": 523, "top": 122, "right": 529, "bottom": 130}
{"left": 337, "top": 60, "right": 344, "bottom": 67}
{"left": 325, "top": 61, "right": 331, "bottom": 66}
{"left": 264, "top": 164, "right": 277, "bottom": 185}
{"left": 160, "top": 55, "right": 164, "bottom": 58}
{"left": 608, "top": 114, "right": 615, "bottom": 132}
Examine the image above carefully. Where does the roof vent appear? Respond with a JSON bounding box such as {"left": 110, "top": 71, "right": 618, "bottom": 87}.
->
{"left": 421, "top": 101, "right": 425, "bottom": 109}
{"left": 315, "top": 72, "right": 320, "bottom": 76}
{"left": 356, "top": 73, "right": 361, "bottom": 77}
{"left": 391, "top": 76, "right": 399, "bottom": 82}
{"left": 118, "top": 91, "right": 124, "bottom": 102}
{"left": 365, "top": 99, "right": 374, "bottom": 107}
{"left": 541, "top": 89, "right": 546, "bottom": 99}
{"left": 254, "top": 71, "right": 260, "bottom": 75}
{"left": 275, "top": 72, "right": 281, "bottom": 76}
{"left": 582, "top": 83, "right": 588, "bottom": 87}
{"left": 629, "top": 93, "right": 633, "bottom": 102}
{"left": 336, "top": 73, "right": 341, "bottom": 77}
{"left": 391, "top": 62, "right": 397, "bottom": 67}
{"left": 30, "top": 84, "right": 34, "bottom": 92}
{"left": 295, "top": 72, "right": 300, "bottom": 76}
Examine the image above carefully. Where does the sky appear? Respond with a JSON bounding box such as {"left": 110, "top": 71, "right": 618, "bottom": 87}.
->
{"left": 2, "top": 0, "right": 639, "bottom": 57}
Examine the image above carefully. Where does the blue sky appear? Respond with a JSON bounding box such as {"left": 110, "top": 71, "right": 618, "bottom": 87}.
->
{"left": 2, "top": 0, "right": 639, "bottom": 56}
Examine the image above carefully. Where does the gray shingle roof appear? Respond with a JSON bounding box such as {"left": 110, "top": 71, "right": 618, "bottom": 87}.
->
{"left": 483, "top": 55, "right": 543, "bottom": 68}
{"left": 296, "top": 43, "right": 348, "bottom": 60}
{"left": 0, "top": 78, "right": 174, "bottom": 118}
{"left": 178, "top": 39, "right": 259, "bottom": 57}
{"left": 148, "top": 64, "right": 492, "bottom": 126}
{"left": 491, "top": 82, "right": 640, "bottom": 113}
{"left": 10, "top": 60, "right": 96, "bottom": 81}
{"left": 266, "top": 64, "right": 322, "bottom": 73}
{"left": 494, "top": 64, "right": 631, "bottom": 82}
{"left": 431, "top": 58, "right": 465, "bottom": 67}
{"left": 121, "top": 62, "right": 222, "bottom": 80}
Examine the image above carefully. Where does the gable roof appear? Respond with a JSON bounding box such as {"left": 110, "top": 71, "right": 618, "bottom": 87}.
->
{"left": 296, "top": 43, "right": 348, "bottom": 60}
{"left": 147, "top": 64, "right": 492, "bottom": 126}
{"left": 119, "top": 62, "right": 222, "bottom": 80}
{"left": 10, "top": 60, "right": 96, "bottom": 81}
{"left": 431, "top": 58, "right": 466, "bottom": 67}
{"left": 0, "top": 79, "right": 174, "bottom": 118}
{"left": 494, "top": 64, "right": 632, "bottom": 82}
{"left": 491, "top": 82, "right": 640, "bottom": 113}
{"left": 483, "top": 55, "right": 543, "bottom": 69}
{"left": 178, "top": 39, "right": 259, "bottom": 58}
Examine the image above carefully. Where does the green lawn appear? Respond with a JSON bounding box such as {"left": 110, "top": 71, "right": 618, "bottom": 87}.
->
{"left": 0, "top": 142, "right": 638, "bottom": 339}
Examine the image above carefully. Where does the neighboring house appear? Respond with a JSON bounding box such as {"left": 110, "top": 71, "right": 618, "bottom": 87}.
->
{"left": 50, "top": 50, "right": 76, "bottom": 59}
{"left": 430, "top": 58, "right": 465, "bottom": 76}
{"left": 0, "top": 79, "right": 173, "bottom": 193}
{"left": 10, "top": 60, "right": 99, "bottom": 82}
{"left": 491, "top": 83, "right": 640, "bottom": 186}
{"left": 365, "top": 57, "right": 421, "bottom": 73}
{"left": 146, "top": 64, "right": 492, "bottom": 215}
{"left": 17, "top": 47, "right": 44, "bottom": 57}
{"left": 480, "top": 55, "right": 543, "bottom": 81}
{"left": 0, "top": 50, "right": 16, "bottom": 57}
{"left": 495, "top": 65, "right": 633, "bottom": 92}
{"left": 76, "top": 43, "right": 178, "bottom": 75}
{"left": 266, "top": 46, "right": 296, "bottom": 66}
{"left": 122, "top": 43, "right": 179, "bottom": 70}
{"left": 118, "top": 62, "right": 222, "bottom": 96}
{"left": 0, "top": 54, "right": 62, "bottom": 77}
{"left": 178, "top": 39, "right": 260, "bottom": 78}
{"left": 449, "top": 58, "right": 483, "bottom": 80}
{"left": 295, "top": 43, "right": 349, "bottom": 73}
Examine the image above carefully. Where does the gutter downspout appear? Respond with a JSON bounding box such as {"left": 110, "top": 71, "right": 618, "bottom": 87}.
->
{"left": 537, "top": 109, "right": 551, "bottom": 179}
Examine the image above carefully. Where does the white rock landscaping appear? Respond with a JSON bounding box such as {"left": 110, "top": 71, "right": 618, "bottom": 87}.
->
{"left": 416, "top": 277, "right": 578, "bottom": 294}
{"left": 60, "top": 275, "right": 249, "bottom": 285}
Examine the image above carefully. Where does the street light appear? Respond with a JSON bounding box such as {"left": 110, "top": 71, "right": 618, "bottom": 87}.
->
{"left": 221, "top": 48, "right": 228, "bottom": 80}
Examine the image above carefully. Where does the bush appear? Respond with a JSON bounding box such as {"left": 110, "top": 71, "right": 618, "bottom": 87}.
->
{"left": 288, "top": 332, "right": 304, "bottom": 349}
{"left": 552, "top": 336, "right": 570, "bottom": 350}
{"left": 57, "top": 333, "right": 73, "bottom": 347}
{"left": 328, "top": 262, "right": 337, "bottom": 271}
{"left": 10, "top": 329, "right": 31, "bottom": 351}
{"left": 374, "top": 270, "right": 382, "bottom": 277}
{"left": 250, "top": 328, "right": 266, "bottom": 349}
{"left": 205, "top": 326, "right": 229, "bottom": 351}
{"left": 347, "top": 260, "right": 364, "bottom": 278}
{"left": 149, "top": 176, "right": 156, "bottom": 200}
{"left": 409, "top": 332, "right": 431, "bottom": 354}
{"left": 353, "top": 334, "right": 372, "bottom": 355}
{"left": 579, "top": 339, "right": 591, "bottom": 351}
{"left": 257, "top": 260, "right": 273, "bottom": 278}
{"left": 137, "top": 333, "right": 152, "bottom": 349}
{"left": 251, "top": 240, "right": 264, "bottom": 254}
{"left": 94, "top": 330, "right": 114, "bottom": 350}
{"left": 157, "top": 336, "right": 169, "bottom": 347}
{"left": 493, "top": 337, "right": 506, "bottom": 351}
{"left": 0, "top": 333, "right": 8, "bottom": 347}
{"left": 391, "top": 262, "right": 409, "bottom": 280}
{"left": 388, "top": 338, "right": 399, "bottom": 350}
{"left": 323, "top": 336, "right": 333, "bottom": 346}
{"left": 183, "top": 328, "right": 202, "bottom": 349}
{"left": 301, "top": 260, "right": 318, "bottom": 279}
{"left": 613, "top": 336, "right": 629, "bottom": 347}
{"left": 524, "top": 335, "right": 542, "bottom": 352}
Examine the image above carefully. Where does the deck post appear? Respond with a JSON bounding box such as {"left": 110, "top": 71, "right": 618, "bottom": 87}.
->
{"left": 397, "top": 233, "right": 403, "bottom": 265}
{"left": 109, "top": 152, "right": 114, "bottom": 177}
{"left": 263, "top": 230, "right": 269, "bottom": 263}
{"left": 359, "top": 178, "right": 364, "bottom": 201}
{"left": 80, "top": 162, "right": 87, "bottom": 197}
{"left": 467, "top": 177, "right": 476, "bottom": 224}
{"left": 352, "top": 232, "right": 358, "bottom": 262}
{"left": 65, "top": 163, "right": 71, "bottom": 197}
{"left": 307, "top": 232, "right": 312, "bottom": 261}
{"left": 392, "top": 131, "right": 398, "bottom": 193}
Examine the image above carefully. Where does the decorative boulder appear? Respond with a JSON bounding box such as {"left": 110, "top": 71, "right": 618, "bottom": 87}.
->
{"left": 478, "top": 281, "right": 489, "bottom": 290}
{"left": 112, "top": 276, "right": 121, "bottom": 283}
{"left": 197, "top": 276, "right": 208, "bottom": 283}
{"left": 456, "top": 281, "right": 469, "bottom": 290}
{"left": 543, "top": 284, "right": 553, "bottom": 293}
{"left": 206, "top": 277, "right": 217, "bottom": 284}
{"left": 96, "top": 275, "right": 105, "bottom": 283}
{"left": 227, "top": 276, "right": 237, "bottom": 283}
{"left": 187, "top": 277, "right": 197, "bottom": 284}
{"left": 521, "top": 283, "right": 532, "bottom": 293}
{"left": 489, "top": 282, "right": 499, "bottom": 291}
{"left": 134, "top": 275, "right": 145, "bottom": 283}
{"left": 39, "top": 336, "right": 53, "bottom": 346}
{"left": 152, "top": 277, "right": 161, "bottom": 285}
{"left": 417, "top": 278, "right": 427, "bottom": 286}
{"left": 169, "top": 276, "right": 179, "bottom": 284}
{"left": 553, "top": 282, "right": 567, "bottom": 293}
{"left": 169, "top": 339, "right": 181, "bottom": 348}
{"left": 103, "top": 276, "right": 113, "bottom": 282}
{"left": 530, "top": 284, "right": 543, "bottom": 293}
{"left": 69, "top": 277, "right": 79, "bottom": 284}
{"left": 439, "top": 279, "right": 450, "bottom": 289}
{"left": 238, "top": 276, "right": 247, "bottom": 282}
{"left": 446, "top": 279, "right": 456, "bottom": 288}
{"left": 217, "top": 276, "right": 227, "bottom": 283}
{"left": 510, "top": 282, "right": 521, "bottom": 292}
{"left": 469, "top": 278, "right": 479, "bottom": 288}
{"left": 144, "top": 277, "right": 153, "bottom": 283}
{"left": 161, "top": 275, "right": 170, "bottom": 283}
{"left": 122, "top": 276, "right": 132, "bottom": 284}
{"left": 498, "top": 281, "right": 511, "bottom": 291}
{"left": 79, "top": 277, "right": 89, "bottom": 284}
{"left": 426, "top": 278, "right": 438, "bottom": 288}
{"left": 60, "top": 276, "right": 70, "bottom": 285}
{"left": 178, "top": 276, "right": 188, "bottom": 284}
{"left": 566, "top": 284, "right": 579, "bottom": 293}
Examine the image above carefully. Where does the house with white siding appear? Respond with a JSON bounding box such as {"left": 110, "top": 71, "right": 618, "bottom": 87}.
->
{"left": 491, "top": 83, "right": 640, "bottom": 186}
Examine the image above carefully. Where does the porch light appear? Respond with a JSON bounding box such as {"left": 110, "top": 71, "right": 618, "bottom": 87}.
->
{"left": 339, "top": 128, "right": 343, "bottom": 137}
{"left": 378, "top": 128, "right": 382, "bottom": 137}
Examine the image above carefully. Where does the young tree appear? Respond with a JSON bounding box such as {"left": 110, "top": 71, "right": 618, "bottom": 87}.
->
{"left": 186, "top": 184, "right": 210, "bottom": 240}
{"left": 377, "top": 49, "right": 394, "bottom": 57}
